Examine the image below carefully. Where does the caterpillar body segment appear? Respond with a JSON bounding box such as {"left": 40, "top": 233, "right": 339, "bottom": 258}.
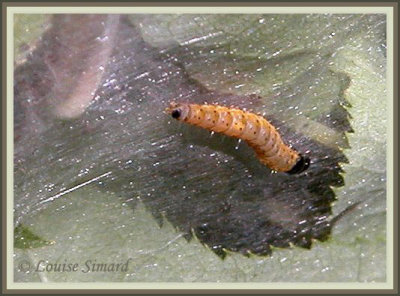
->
{"left": 166, "top": 102, "right": 310, "bottom": 174}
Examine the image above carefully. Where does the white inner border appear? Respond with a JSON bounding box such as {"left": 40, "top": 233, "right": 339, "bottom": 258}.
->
{"left": 7, "top": 5, "right": 394, "bottom": 290}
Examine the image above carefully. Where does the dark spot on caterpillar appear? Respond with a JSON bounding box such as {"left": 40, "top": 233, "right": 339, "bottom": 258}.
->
{"left": 171, "top": 109, "right": 181, "bottom": 119}
{"left": 286, "top": 155, "right": 310, "bottom": 174}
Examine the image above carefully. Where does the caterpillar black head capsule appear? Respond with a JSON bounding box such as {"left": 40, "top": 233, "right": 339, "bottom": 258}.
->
{"left": 286, "top": 155, "right": 310, "bottom": 175}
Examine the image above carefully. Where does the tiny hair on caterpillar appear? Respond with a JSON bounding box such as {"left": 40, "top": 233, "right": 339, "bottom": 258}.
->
{"left": 165, "top": 102, "right": 310, "bottom": 174}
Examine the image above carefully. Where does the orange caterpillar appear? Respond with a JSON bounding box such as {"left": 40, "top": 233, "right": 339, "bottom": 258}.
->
{"left": 166, "top": 102, "right": 310, "bottom": 174}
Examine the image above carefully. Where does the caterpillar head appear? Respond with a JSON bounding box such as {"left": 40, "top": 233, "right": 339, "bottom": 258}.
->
{"left": 166, "top": 102, "right": 190, "bottom": 121}
{"left": 286, "top": 154, "right": 310, "bottom": 174}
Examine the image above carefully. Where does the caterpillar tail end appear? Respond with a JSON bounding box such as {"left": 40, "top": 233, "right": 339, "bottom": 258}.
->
{"left": 164, "top": 102, "right": 177, "bottom": 114}
{"left": 286, "top": 154, "right": 310, "bottom": 175}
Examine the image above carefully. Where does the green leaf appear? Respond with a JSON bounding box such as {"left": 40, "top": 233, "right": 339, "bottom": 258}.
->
{"left": 14, "top": 14, "right": 50, "bottom": 65}
{"left": 14, "top": 224, "right": 54, "bottom": 249}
